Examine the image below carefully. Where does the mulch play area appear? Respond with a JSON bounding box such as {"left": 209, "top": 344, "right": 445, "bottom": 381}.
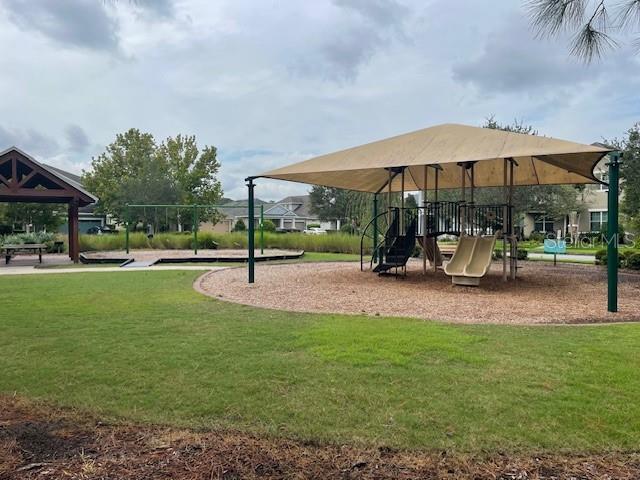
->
{"left": 2, "top": 395, "right": 639, "bottom": 480}
{"left": 196, "top": 260, "right": 640, "bottom": 324}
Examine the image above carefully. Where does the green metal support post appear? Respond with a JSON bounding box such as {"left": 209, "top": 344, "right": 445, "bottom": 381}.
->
{"left": 607, "top": 151, "right": 621, "bottom": 313}
{"left": 372, "top": 194, "right": 378, "bottom": 262}
{"left": 125, "top": 204, "right": 130, "bottom": 254}
{"left": 260, "top": 204, "right": 264, "bottom": 254}
{"left": 247, "top": 177, "right": 255, "bottom": 283}
{"left": 193, "top": 205, "right": 199, "bottom": 255}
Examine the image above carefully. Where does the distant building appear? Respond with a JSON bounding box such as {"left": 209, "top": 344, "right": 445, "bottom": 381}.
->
{"left": 201, "top": 195, "right": 340, "bottom": 233}
{"left": 521, "top": 157, "right": 613, "bottom": 239}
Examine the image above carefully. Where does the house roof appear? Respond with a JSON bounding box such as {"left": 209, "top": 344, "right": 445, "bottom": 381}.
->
{"left": 260, "top": 123, "right": 613, "bottom": 192}
{"left": 217, "top": 194, "right": 319, "bottom": 220}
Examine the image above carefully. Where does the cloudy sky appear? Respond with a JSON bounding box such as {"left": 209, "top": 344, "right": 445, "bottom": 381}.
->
{"left": 0, "top": 0, "right": 638, "bottom": 200}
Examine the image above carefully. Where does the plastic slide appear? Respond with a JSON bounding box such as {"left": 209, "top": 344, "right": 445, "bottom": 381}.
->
{"left": 445, "top": 235, "right": 497, "bottom": 286}
{"left": 443, "top": 236, "right": 476, "bottom": 279}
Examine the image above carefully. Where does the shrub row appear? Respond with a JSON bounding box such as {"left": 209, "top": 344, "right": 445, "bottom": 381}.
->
{"left": 595, "top": 248, "right": 640, "bottom": 269}
{"left": 494, "top": 249, "right": 528, "bottom": 261}
{"left": 1, "top": 232, "right": 59, "bottom": 252}
{"left": 78, "top": 232, "right": 367, "bottom": 254}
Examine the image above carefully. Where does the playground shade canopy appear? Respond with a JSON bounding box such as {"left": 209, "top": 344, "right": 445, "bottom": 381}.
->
{"left": 260, "top": 123, "right": 613, "bottom": 192}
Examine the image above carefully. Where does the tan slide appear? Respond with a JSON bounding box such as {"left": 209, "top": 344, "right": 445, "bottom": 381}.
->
{"left": 444, "top": 235, "right": 476, "bottom": 281}
{"left": 445, "top": 235, "right": 497, "bottom": 286}
{"left": 462, "top": 236, "right": 497, "bottom": 285}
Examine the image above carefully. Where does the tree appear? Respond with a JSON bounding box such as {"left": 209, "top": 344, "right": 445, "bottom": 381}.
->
{"left": 405, "top": 193, "right": 418, "bottom": 209}
{"left": 309, "top": 186, "right": 350, "bottom": 221}
{"left": 82, "top": 129, "right": 223, "bottom": 228}
{"left": 156, "top": 134, "right": 222, "bottom": 205}
{"left": 0, "top": 203, "right": 65, "bottom": 233}
{"left": 527, "top": 0, "right": 640, "bottom": 61}
{"left": 608, "top": 123, "right": 640, "bottom": 232}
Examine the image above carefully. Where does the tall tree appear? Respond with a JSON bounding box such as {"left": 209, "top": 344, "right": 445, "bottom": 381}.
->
{"left": 156, "top": 134, "right": 222, "bottom": 205}
{"left": 608, "top": 123, "right": 640, "bottom": 231}
{"left": 309, "top": 186, "right": 350, "bottom": 221}
{"left": 527, "top": 0, "right": 640, "bottom": 61}
{"left": 0, "top": 203, "right": 65, "bottom": 233}
{"left": 82, "top": 129, "right": 223, "bottom": 227}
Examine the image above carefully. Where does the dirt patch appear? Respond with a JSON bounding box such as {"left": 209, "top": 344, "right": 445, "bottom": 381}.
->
{"left": 195, "top": 260, "right": 640, "bottom": 325}
{"left": 1, "top": 395, "right": 639, "bottom": 479}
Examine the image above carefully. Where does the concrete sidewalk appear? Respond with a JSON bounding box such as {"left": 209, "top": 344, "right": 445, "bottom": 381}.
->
{"left": 0, "top": 265, "right": 228, "bottom": 276}
{"left": 527, "top": 252, "right": 595, "bottom": 263}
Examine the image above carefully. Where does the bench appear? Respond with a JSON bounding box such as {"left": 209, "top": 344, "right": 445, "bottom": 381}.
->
{"left": 1, "top": 243, "right": 47, "bottom": 264}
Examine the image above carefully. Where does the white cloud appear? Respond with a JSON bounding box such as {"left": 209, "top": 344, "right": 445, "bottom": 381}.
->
{"left": 0, "top": 0, "right": 638, "bottom": 201}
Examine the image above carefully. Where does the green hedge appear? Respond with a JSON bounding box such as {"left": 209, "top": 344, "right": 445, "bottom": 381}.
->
{"left": 595, "top": 248, "right": 640, "bottom": 269}
{"left": 79, "top": 232, "right": 366, "bottom": 254}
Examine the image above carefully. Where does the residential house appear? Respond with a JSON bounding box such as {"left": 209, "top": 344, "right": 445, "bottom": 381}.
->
{"left": 201, "top": 195, "right": 340, "bottom": 233}
{"left": 521, "top": 156, "right": 613, "bottom": 238}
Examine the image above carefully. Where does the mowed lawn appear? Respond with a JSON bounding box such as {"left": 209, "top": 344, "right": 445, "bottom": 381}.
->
{"left": 1, "top": 271, "right": 639, "bottom": 453}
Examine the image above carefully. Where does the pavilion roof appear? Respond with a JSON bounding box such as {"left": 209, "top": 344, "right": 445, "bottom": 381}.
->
{"left": 260, "top": 123, "right": 613, "bottom": 192}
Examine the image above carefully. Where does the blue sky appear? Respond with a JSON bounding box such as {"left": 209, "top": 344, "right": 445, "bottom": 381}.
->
{"left": 0, "top": 0, "right": 638, "bottom": 200}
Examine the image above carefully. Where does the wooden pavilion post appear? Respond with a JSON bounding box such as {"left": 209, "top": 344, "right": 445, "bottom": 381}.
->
{"left": 68, "top": 198, "right": 79, "bottom": 263}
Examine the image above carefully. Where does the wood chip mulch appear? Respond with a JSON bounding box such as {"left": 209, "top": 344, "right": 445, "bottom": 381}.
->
{"left": 196, "top": 260, "right": 640, "bottom": 324}
{"left": 2, "top": 395, "right": 640, "bottom": 479}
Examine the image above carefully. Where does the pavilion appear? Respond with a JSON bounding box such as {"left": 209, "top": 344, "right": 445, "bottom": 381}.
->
{"left": 245, "top": 123, "right": 622, "bottom": 312}
{"left": 0, "top": 147, "right": 97, "bottom": 263}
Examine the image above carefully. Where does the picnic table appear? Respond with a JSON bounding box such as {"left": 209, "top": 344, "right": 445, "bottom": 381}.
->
{"left": 1, "top": 243, "right": 47, "bottom": 264}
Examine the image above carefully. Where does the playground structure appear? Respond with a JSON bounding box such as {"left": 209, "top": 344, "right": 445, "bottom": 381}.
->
{"left": 123, "top": 203, "right": 267, "bottom": 255}
{"left": 357, "top": 161, "right": 515, "bottom": 285}
{"left": 245, "top": 123, "right": 622, "bottom": 313}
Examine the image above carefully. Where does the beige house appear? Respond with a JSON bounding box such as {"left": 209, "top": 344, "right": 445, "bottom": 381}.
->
{"left": 200, "top": 195, "right": 340, "bottom": 233}
{"left": 522, "top": 158, "right": 611, "bottom": 238}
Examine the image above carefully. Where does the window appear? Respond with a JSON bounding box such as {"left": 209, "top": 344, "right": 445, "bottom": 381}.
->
{"left": 534, "top": 216, "right": 555, "bottom": 233}
{"left": 597, "top": 171, "right": 608, "bottom": 191}
{"left": 590, "top": 211, "right": 608, "bottom": 232}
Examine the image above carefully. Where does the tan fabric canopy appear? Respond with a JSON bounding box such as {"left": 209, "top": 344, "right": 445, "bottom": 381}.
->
{"left": 260, "top": 123, "right": 613, "bottom": 192}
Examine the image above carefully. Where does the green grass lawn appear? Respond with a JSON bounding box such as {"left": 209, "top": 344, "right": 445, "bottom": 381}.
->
{"left": 1, "top": 271, "right": 639, "bottom": 453}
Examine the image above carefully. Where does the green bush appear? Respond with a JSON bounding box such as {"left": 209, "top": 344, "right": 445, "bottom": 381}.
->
{"left": 627, "top": 252, "right": 640, "bottom": 270}
{"left": 261, "top": 219, "right": 276, "bottom": 232}
{"left": 233, "top": 219, "right": 246, "bottom": 232}
{"left": 306, "top": 223, "right": 321, "bottom": 229}
{"left": 595, "top": 247, "right": 640, "bottom": 268}
{"left": 528, "top": 231, "right": 545, "bottom": 242}
{"left": 2, "top": 231, "right": 56, "bottom": 245}
{"left": 494, "top": 248, "right": 527, "bottom": 260}
{"left": 595, "top": 248, "right": 607, "bottom": 265}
